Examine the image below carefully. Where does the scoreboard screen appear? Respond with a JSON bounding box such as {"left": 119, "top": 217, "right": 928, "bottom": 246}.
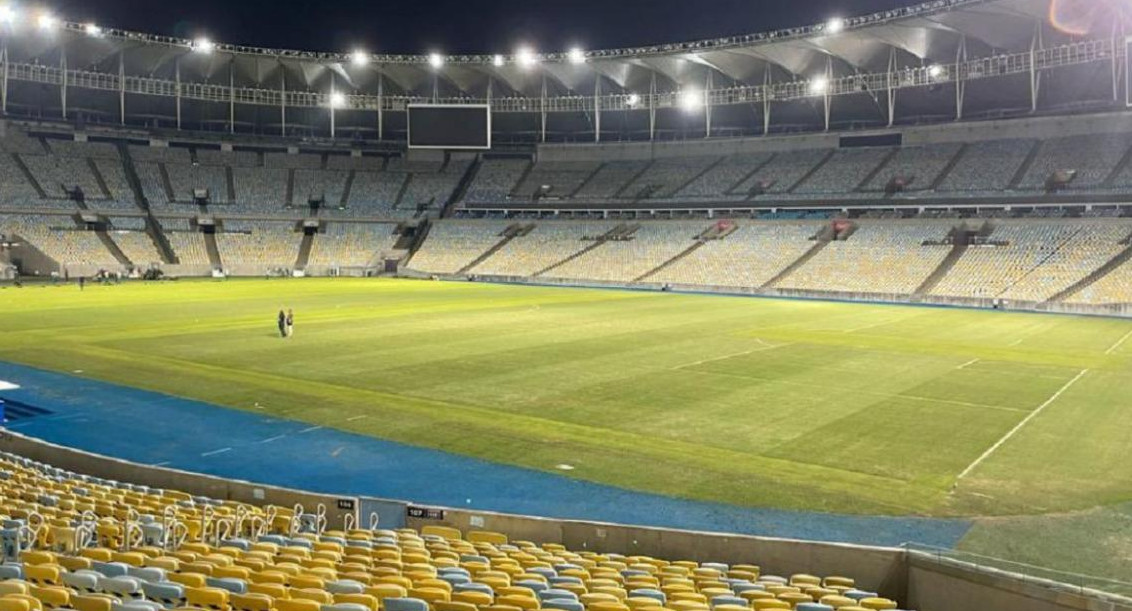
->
{"left": 408, "top": 104, "right": 491, "bottom": 150}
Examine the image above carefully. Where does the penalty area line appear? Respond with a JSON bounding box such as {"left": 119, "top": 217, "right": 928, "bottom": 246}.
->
{"left": 956, "top": 358, "right": 981, "bottom": 370}
{"left": 956, "top": 368, "right": 1089, "bottom": 481}
{"left": 672, "top": 342, "right": 790, "bottom": 370}
{"left": 1105, "top": 328, "right": 1132, "bottom": 355}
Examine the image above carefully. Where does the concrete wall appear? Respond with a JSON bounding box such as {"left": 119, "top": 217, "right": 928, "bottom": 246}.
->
{"left": 7, "top": 234, "right": 59, "bottom": 277}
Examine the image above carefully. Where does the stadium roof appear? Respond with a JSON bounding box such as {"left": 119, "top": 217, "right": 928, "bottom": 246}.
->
{"left": 12, "top": 0, "right": 1073, "bottom": 97}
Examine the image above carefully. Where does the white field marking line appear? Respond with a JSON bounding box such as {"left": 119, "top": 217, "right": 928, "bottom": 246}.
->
{"left": 346, "top": 415, "right": 367, "bottom": 422}
{"left": 151, "top": 461, "right": 171, "bottom": 467}
{"left": 1105, "top": 328, "right": 1132, "bottom": 356}
{"left": 259, "top": 434, "right": 287, "bottom": 444}
{"left": 957, "top": 358, "right": 981, "bottom": 370}
{"left": 956, "top": 368, "right": 1090, "bottom": 481}
{"left": 298, "top": 425, "right": 322, "bottom": 434}
{"left": 200, "top": 447, "right": 232, "bottom": 457}
{"left": 842, "top": 317, "right": 908, "bottom": 334}
{"left": 672, "top": 342, "right": 791, "bottom": 370}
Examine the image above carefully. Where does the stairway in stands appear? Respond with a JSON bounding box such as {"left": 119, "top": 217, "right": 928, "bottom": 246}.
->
{"left": 12, "top": 153, "right": 48, "bottom": 200}
{"left": 295, "top": 230, "right": 315, "bottom": 271}
{"left": 1047, "top": 232, "right": 1132, "bottom": 303}
{"left": 459, "top": 223, "right": 534, "bottom": 274}
{"left": 760, "top": 225, "right": 838, "bottom": 289}
{"left": 203, "top": 231, "right": 223, "bottom": 270}
{"left": 119, "top": 143, "right": 176, "bottom": 264}
{"left": 533, "top": 224, "right": 637, "bottom": 278}
{"left": 95, "top": 230, "right": 132, "bottom": 267}
{"left": 634, "top": 223, "right": 737, "bottom": 282}
{"left": 914, "top": 226, "right": 973, "bottom": 297}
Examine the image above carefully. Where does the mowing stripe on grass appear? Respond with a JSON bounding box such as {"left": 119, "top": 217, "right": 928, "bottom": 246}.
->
{"left": 1105, "top": 329, "right": 1132, "bottom": 355}
{"left": 956, "top": 368, "right": 1090, "bottom": 481}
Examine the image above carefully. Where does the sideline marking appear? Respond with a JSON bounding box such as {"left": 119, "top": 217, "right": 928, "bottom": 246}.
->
{"left": 956, "top": 369, "right": 1089, "bottom": 481}
{"left": 259, "top": 434, "right": 286, "bottom": 444}
{"left": 1105, "top": 329, "right": 1132, "bottom": 355}
{"left": 346, "top": 415, "right": 367, "bottom": 422}
{"left": 299, "top": 425, "right": 322, "bottom": 434}
{"left": 672, "top": 342, "right": 790, "bottom": 370}
{"left": 201, "top": 447, "right": 232, "bottom": 457}
{"left": 956, "top": 358, "right": 981, "bottom": 370}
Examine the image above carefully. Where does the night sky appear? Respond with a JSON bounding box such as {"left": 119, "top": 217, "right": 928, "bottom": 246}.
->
{"left": 54, "top": 0, "right": 917, "bottom": 55}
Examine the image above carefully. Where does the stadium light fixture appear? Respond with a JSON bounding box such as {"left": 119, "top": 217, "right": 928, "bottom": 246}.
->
{"left": 428, "top": 52, "right": 444, "bottom": 69}
{"left": 492, "top": 54, "right": 505, "bottom": 67}
{"left": 193, "top": 38, "right": 215, "bottom": 54}
{"left": 626, "top": 93, "right": 641, "bottom": 107}
{"left": 329, "top": 92, "right": 347, "bottom": 108}
{"left": 568, "top": 47, "right": 586, "bottom": 65}
{"left": 517, "top": 47, "right": 538, "bottom": 69}
{"left": 0, "top": 5, "right": 17, "bottom": 25}
{"left": 825, "top": 17, "right": 845, "bottom": 34}
{"left": 808, "top": 77, "right": 829, "bottom": 95}
{"left": 351, "top": 50, "right": 369, "bottom": 66}
{"left": 928, "top": 64, "right": 944, "bottom": 79}
{"left": 36, "top": 12, "right": 57, "bottom": 30}
{"left": 679, "top": 89, "right": 702, "bottom": 112}
{"left": 84, "top": 23, "right": 103, "bottom": 37}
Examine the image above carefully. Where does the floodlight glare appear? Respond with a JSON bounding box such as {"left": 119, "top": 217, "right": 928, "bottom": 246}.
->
{"left": 36, "top": 12, "right": 57, "bottom": 30}
{"left": 928, "top": 64, "right": 944, "bottom": 79}
{"left": 428, "top": 52, "right": 444, "bottom": 69}
{"left": 492, "top": 54, "right": 505, "bottom": 67}
{"left": 568, "top": 47, "right": 586, "bottom": 65}
{"left": 517, "top": 47, "right": 538, "bottom": 68}
{"left": 0, "top": 5, "right": 15, "bottom": 24}
{"left": 84, "top": 23, "right": 102, "bottom": 36}
{"left": 329, "top": 92, "right": 347, "bottom": 108}
{"left": 626, "top": 93, "right": 641, "bottom": 107}
{"left": 680, "top": 89, "right": 702, "bottom": 111}
{"left": 193, "top": 38, "right": 215, "bottom": 54}
{"left": 809, "top": 77, "right": 829, "bottom": 95}
{"left": 825, "top": 17, "right": 845, "bottom": 34}
{"left": 351, "top": 50, "right": 369, "bottom": 66}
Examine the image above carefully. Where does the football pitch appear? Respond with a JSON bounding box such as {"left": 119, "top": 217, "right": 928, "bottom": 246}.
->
{"left": 1, "top": 278, "right": 1131, "bottom": 579}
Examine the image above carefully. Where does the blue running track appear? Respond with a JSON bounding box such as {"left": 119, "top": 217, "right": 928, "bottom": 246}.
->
{"left": 0, "top": 360, "right": 971, "bottom": 548}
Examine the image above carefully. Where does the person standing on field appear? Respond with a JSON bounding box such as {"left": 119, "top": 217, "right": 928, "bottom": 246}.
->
{"left": 278, "top": 309, "right": 287, "bottom": 338}
{"left": 286, "top": 309, "right": 294, "bottom": 338}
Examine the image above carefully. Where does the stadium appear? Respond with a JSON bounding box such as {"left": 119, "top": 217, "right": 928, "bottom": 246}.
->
{"left": 0, "top": 0, "right": 1131, "bottom": 610}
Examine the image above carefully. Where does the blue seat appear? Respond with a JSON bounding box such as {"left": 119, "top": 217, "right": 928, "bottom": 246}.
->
{"left": 528, "top": 568, "right": 557, "bottom": 579}
{"left": 711, "top": 596, "right": 746, "bottom": 608}
{"left": 702, "top": 563, "right": 728, "bottom": 573}
{"left": 537, "top": 590, "right": 576, "bottom": 602}
{"left": 206, "top": 578, "right": 247, "bottom": 595}
{"left": 142, "top": 581, "right": 185, "bottom": 607}
{"left": 454, "top": 583, "right": 494, "bottom": 596}
{"left": 844, "top": 590, "right": 876, "bottom": 602}
{"left": 516, "top": 580, "right": 548, "bottom": 593}
{"left": 541, "top": 601, "right": 584, "bottom": 611}
{"left": 730, "top": 584, "right": 763, "bottom": 594}
{"left": 459, "top": 555, "right": 489, "bottom": 565}
{"left": 628, "top": 590, "right": 665, "bottom": 605}
{"left": 383, "top": 598, "right": 429, "bottom": 611}
{"left": 795, "top": 604, "right": 834, "bottom": 611}
{"left": 438, "top": 568, "right": 470, "bottom": 578}
{"left": 62, "top": 571, "right": 99, "bottom": 594}
{"left": 440, "top": 575, "right": 471, "bottom": 586}
{"left": 326, "top": 581, "right": 366, "bottom": 595}
{"left": 323, "top": 604, "right": 370, "bottom": 611}
{"left": 0, "top": 564, "right": 23, "bottom": 580}
{"left": 548, "top": 577, "right": 583, "bottom": 587}
{"left": 128, "top": 567, "right": 166, "bottom": 584}
{"left": 620, "top": 570, "right": 649, "bottom": 579}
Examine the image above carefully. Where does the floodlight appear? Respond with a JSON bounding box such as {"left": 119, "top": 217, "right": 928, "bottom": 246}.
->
{"left": 36, "top": 12, "right": 57, "bottom": 30}
{"left": 517, "top": 47, "right": 538, "bottom": 68}
{"left": 626, "top": 93, "right": 641, "bottom": 107}
{"left": 84, "top": 23, "right": 102, "bottom": 36}
{"left": 492, "top": 54, "right": 505, "bottom": 67}
{"left": 809, "top": 77, "right": 829, "bottom": 95}
{"left": 193, "top": 38, "right": 215, "bottom": 54}
{"left": 680, "top": 89, "right": 702, "bottom": 111}
{"left": 329, "top": 92, "right": 347, "bottom": 108}
{"left": 928, "top": 64, "right": 944, "bottom": 79}
{"left": 825, "top": 17, "right": 845, "bottom": 34}
{"left": 428, "top": 52, "right": 444, "bottom": 69}
{"left": 568, "top": 47, "right": 586, "bottom": 65}
{"left": 0, "top": 5, "right": 15, "bottom": 25}
{"left": 351, "top": 50, "right": 369, "bottom": 66}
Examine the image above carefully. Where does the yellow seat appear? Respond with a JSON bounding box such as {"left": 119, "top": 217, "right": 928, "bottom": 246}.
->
{"left": 823, "top": 577, "right": 854, "bottom": 589}
{"left": 450, "top": 591, "right": 492, "bottom": 607}
{"left": 0, "top": 584, "right": 30, "bottom": 597}
{"left": 776, "top": 592, "right": 812, "bottom": 606}
{"left": 333, "top": 594, "right": 379, "bottom": 611}
{"left": 408, "top": 587, "right": 449, "bottom": 604}
{"left": 667, "top": 602, "right": 707, "bottom": 611}
{"left": 20, "top": 552, "right": 56, "bottom": 567}
{"left": 3, "top": 595, "right": 41, "bottom": 611}
{"left": 589, "top": 603, "right": 630, "bottom": 611}
{"left": 0, "top": 598, "right": 31, "bottom": 611}
{"left": 247, "top": 584, "right": 288, "bottom": 600}
{"left": 496, "top": 595, "right": 539, "bottom": 611}
{"left": 751, "top": 601, "right": 790, "bottom": 611}
{"left": 433, "top": 602, "right": 477, "bottom": 611}
{"left": 819, "top": 595, "right": 856, "bottom": 609}
{"left": 169, "top": 574, "right": 208, "bottom": 589}
{"left": 30, "top": 586, "right": 70, "bottom": 609}
{"left": 857, "top": 598, "right": 897, "bottom": 610}
{"left": 229, "top": 593, "right": 273, "bottom": 611}
{"left": 185, "top": 587, "right": 230, "bottom": 611}
{"left": 23, "top": 565, "right": 61, "bottom": 587}
{"left": 466, "top": 531, "right": 507, "bottom": 546}
{"left": 420, "top": 526, "right": 462, "bottom": 541}
{"left": 274, "top": 599, "right": 321, "bottom": 611}
{"left": 290, "top": 590, "right": 333, "bottom": 605}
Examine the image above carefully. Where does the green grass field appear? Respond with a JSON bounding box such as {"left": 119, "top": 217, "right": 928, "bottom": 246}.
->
{"left": 1, "top": 278, "right": 1130, "bottom": 579}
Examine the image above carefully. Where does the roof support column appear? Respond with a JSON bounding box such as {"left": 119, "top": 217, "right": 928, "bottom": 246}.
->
{"left": 956, "top": 35, "right": 967, "bottom": 120}
{"left": 118, "top": 52, "right": 125, "bottom": 125}
{"left": 1029, "top": 21, "right": 1043, "bottom": 113}
{"left": 648, "top": 71, "right": 656, "bottom": 141}
{"left": 540, "top": 74, "right": 547, "bottom": 143}
{"left": 175, "top": 57, "right": 182, "bottom": 130}
{"left": 822, "top": 56, "right": 832, "bottom": 132}
{"left": 762, "top": 68, "right": 771, "bottom": 136}
{"left": 279, "top": 69, "right": 286, "bottom": 136}
{"left": 60, "top": 47, "right": 66, "bottom": 119}
{"left": 1, "top": 43, "right": 7, "bottom": 115}
{"left": 229, "top": 62, "right": 235, "bottom": 134}
{"left": 1112, "top": 22, "right": 1122, "bottom": 103}
{"left": 377, "top": 72, "right": 384, "bottom": 141}
{"left": 886, "top": 48, "right": 896, "bottom": 127}
{"left": 704, "top": 71, "right": 712, "bottom": 138}
{"left": 593, "top": 77, "right": 601, "bottom": 143}
{"left": 330, "top": 75, "right": 337, "bottom": 140}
